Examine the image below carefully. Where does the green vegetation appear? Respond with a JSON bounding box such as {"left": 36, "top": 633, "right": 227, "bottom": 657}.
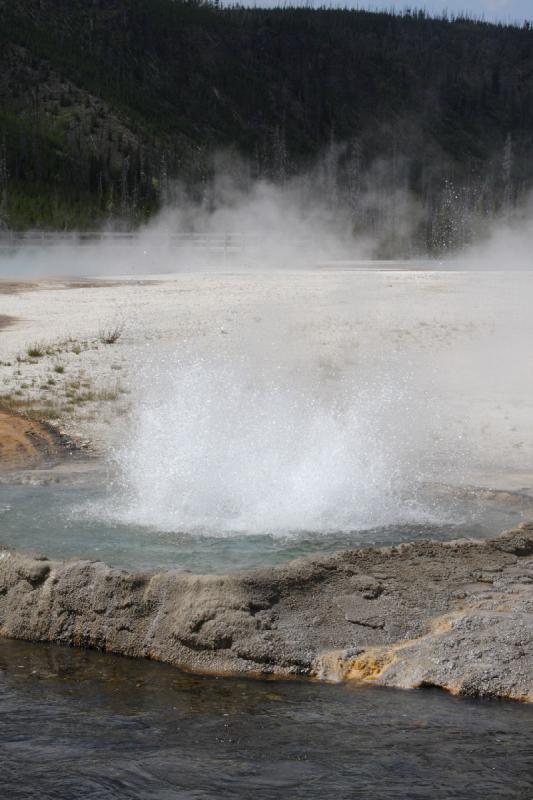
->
{"left": 1, "top": 330, "right": 129, "bottom": 424}
{"left": 0, "top": 0, "right": 532, "bottom": 251}
{"left": 26, "top": 344, "right": 46, "bottom": 359}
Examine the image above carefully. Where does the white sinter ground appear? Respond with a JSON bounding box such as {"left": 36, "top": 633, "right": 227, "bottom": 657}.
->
{"left": 1, "top": 261, "right": 532, "bottom": 535}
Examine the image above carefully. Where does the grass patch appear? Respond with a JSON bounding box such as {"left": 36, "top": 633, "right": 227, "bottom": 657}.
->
{"left": 29, "top": 405, "right": 62, "bottom": 420}
{"left": 0, "top": 392, "right": 65, "bottom": 422}
{"left": 54, "top": 364, "right": 65, "bottom": 374}
{"left": 0, "top": 393, "right": 25, "bottom": 409}
{"left": 26, "top": 343, "right": 45, "bottom": 358}
{"left": 96, "top": 387, "right": 122, "bottom": 402}
{"left": 24, "top": 340, "right": 58, "bottom": 360}
{"left": 63, "top": 381, "right": 125, "bottom": 404}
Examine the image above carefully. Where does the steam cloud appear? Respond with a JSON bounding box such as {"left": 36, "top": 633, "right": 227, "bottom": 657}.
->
{"left": 1, "top": 156, "right": 532, "bottom": 538}
{"left": 1, "top": 151, "right": 532, "bottom": 276}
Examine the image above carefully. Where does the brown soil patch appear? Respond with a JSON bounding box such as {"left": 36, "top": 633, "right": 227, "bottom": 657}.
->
{"left": 0, "top": 280, "right": 38, "bottom": 295}
{"left": 0, "top": 409, "right": 64, "bottom": 467}
{"left": 0, "top": 315, "right": 16, "bottom": 330}
{"left": 61, "top": 279, "right": 160, "bottom": 290}
{"left": 0, "top": 277, "right": 158, "bottom": 294}
{"left": 63, "top": 279, "right": 123, "bottom": 289}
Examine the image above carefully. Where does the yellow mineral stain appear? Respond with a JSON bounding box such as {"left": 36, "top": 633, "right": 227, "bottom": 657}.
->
{"left": 318, "top": 611, "right": 466, "bottom": 686}
{"left": 346, "top": 649, "right": 395, "bottom": 682}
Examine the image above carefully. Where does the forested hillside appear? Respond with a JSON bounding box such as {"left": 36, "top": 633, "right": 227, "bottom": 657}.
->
{"left": 0, "top": 0, "right": 532, "bottom": 252}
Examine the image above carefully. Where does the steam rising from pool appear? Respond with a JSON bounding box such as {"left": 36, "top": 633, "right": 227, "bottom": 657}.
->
{"left": 106, "top": 348, "right": 465, "bottom": 536}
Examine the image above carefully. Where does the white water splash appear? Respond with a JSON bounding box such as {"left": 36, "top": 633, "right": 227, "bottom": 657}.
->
{"left": 105, "top": 347, "right": 464, "bottom": 536}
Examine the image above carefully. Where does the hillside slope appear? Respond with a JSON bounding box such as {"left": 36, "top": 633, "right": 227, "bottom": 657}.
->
{"left": 0, "top": 0, "right": 532, "bottom": 250}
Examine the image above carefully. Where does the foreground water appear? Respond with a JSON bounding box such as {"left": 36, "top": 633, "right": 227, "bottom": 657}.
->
{"left": 1, "top": 638, "right": 532, "bottom": 799}
{"left": 0, "top": 481, "right": 530, "bottom": 573}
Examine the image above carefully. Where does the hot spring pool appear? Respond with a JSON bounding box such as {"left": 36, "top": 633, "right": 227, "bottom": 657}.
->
{"left": 0, "top": 478, "right": 530, "bottom": 573}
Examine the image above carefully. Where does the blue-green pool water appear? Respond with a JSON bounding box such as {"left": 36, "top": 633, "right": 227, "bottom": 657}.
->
{"left": 0, "top": 481, "right": 528, "bottom": 573}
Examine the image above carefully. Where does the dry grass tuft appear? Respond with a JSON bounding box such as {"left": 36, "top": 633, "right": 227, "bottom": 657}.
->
{"left": 99, "top": 323, "right": 124, "bottom": 345}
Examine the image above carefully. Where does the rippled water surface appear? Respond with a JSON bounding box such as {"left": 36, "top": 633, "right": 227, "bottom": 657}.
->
{"left": 1, "top": 639, "right": 532, "bottom": 800}
{"left": 0, "top": 482, "right": 528, "bottom": 573}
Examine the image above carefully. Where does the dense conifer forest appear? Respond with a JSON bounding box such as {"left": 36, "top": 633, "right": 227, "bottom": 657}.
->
{"left": 0, "top": 0, "right": 532, "bottom": 252}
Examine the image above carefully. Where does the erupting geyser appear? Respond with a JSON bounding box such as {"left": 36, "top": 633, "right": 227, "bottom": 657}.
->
{"left": 108, "top": 343, "right": 466, "bottom": 536}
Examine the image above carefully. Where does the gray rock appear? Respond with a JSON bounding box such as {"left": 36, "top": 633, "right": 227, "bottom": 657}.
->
{"left": 0, "top": 525, "right": 532, "bottom": 702}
